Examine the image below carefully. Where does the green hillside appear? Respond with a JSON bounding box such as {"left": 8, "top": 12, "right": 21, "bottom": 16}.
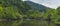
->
{"left": 0, "top": 0, "right": 60, "bottom": 26}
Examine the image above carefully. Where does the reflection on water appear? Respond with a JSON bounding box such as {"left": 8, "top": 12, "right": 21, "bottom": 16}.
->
{"left": 0, "top": 19, "right": 56, "bottom": 26}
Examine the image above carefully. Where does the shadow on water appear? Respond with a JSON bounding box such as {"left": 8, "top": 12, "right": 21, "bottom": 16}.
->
{"left": 0, "top": 18, "right": 57, "bottom": 26}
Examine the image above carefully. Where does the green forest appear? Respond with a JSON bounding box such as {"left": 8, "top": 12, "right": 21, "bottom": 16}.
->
{"left": 0, "top": 0, "right": 60, "bottom": 26}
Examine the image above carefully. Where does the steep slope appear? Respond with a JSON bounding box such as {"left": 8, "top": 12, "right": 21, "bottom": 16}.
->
{"left": 24, "top": 1, "right": 51, "bottom": 12}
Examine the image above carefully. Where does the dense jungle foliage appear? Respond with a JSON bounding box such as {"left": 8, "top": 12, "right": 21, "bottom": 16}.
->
{"left": 0, "top": 0, "right": 60, "bottom": 26}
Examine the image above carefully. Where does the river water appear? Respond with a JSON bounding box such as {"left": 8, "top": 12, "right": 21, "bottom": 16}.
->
{"left": 0, "top": 19, "right": 56, "bottom": 26}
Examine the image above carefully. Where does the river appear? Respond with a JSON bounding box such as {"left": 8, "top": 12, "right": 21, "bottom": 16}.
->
{"left": 0, "top": 19, "right": 56, "bottom": 26}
